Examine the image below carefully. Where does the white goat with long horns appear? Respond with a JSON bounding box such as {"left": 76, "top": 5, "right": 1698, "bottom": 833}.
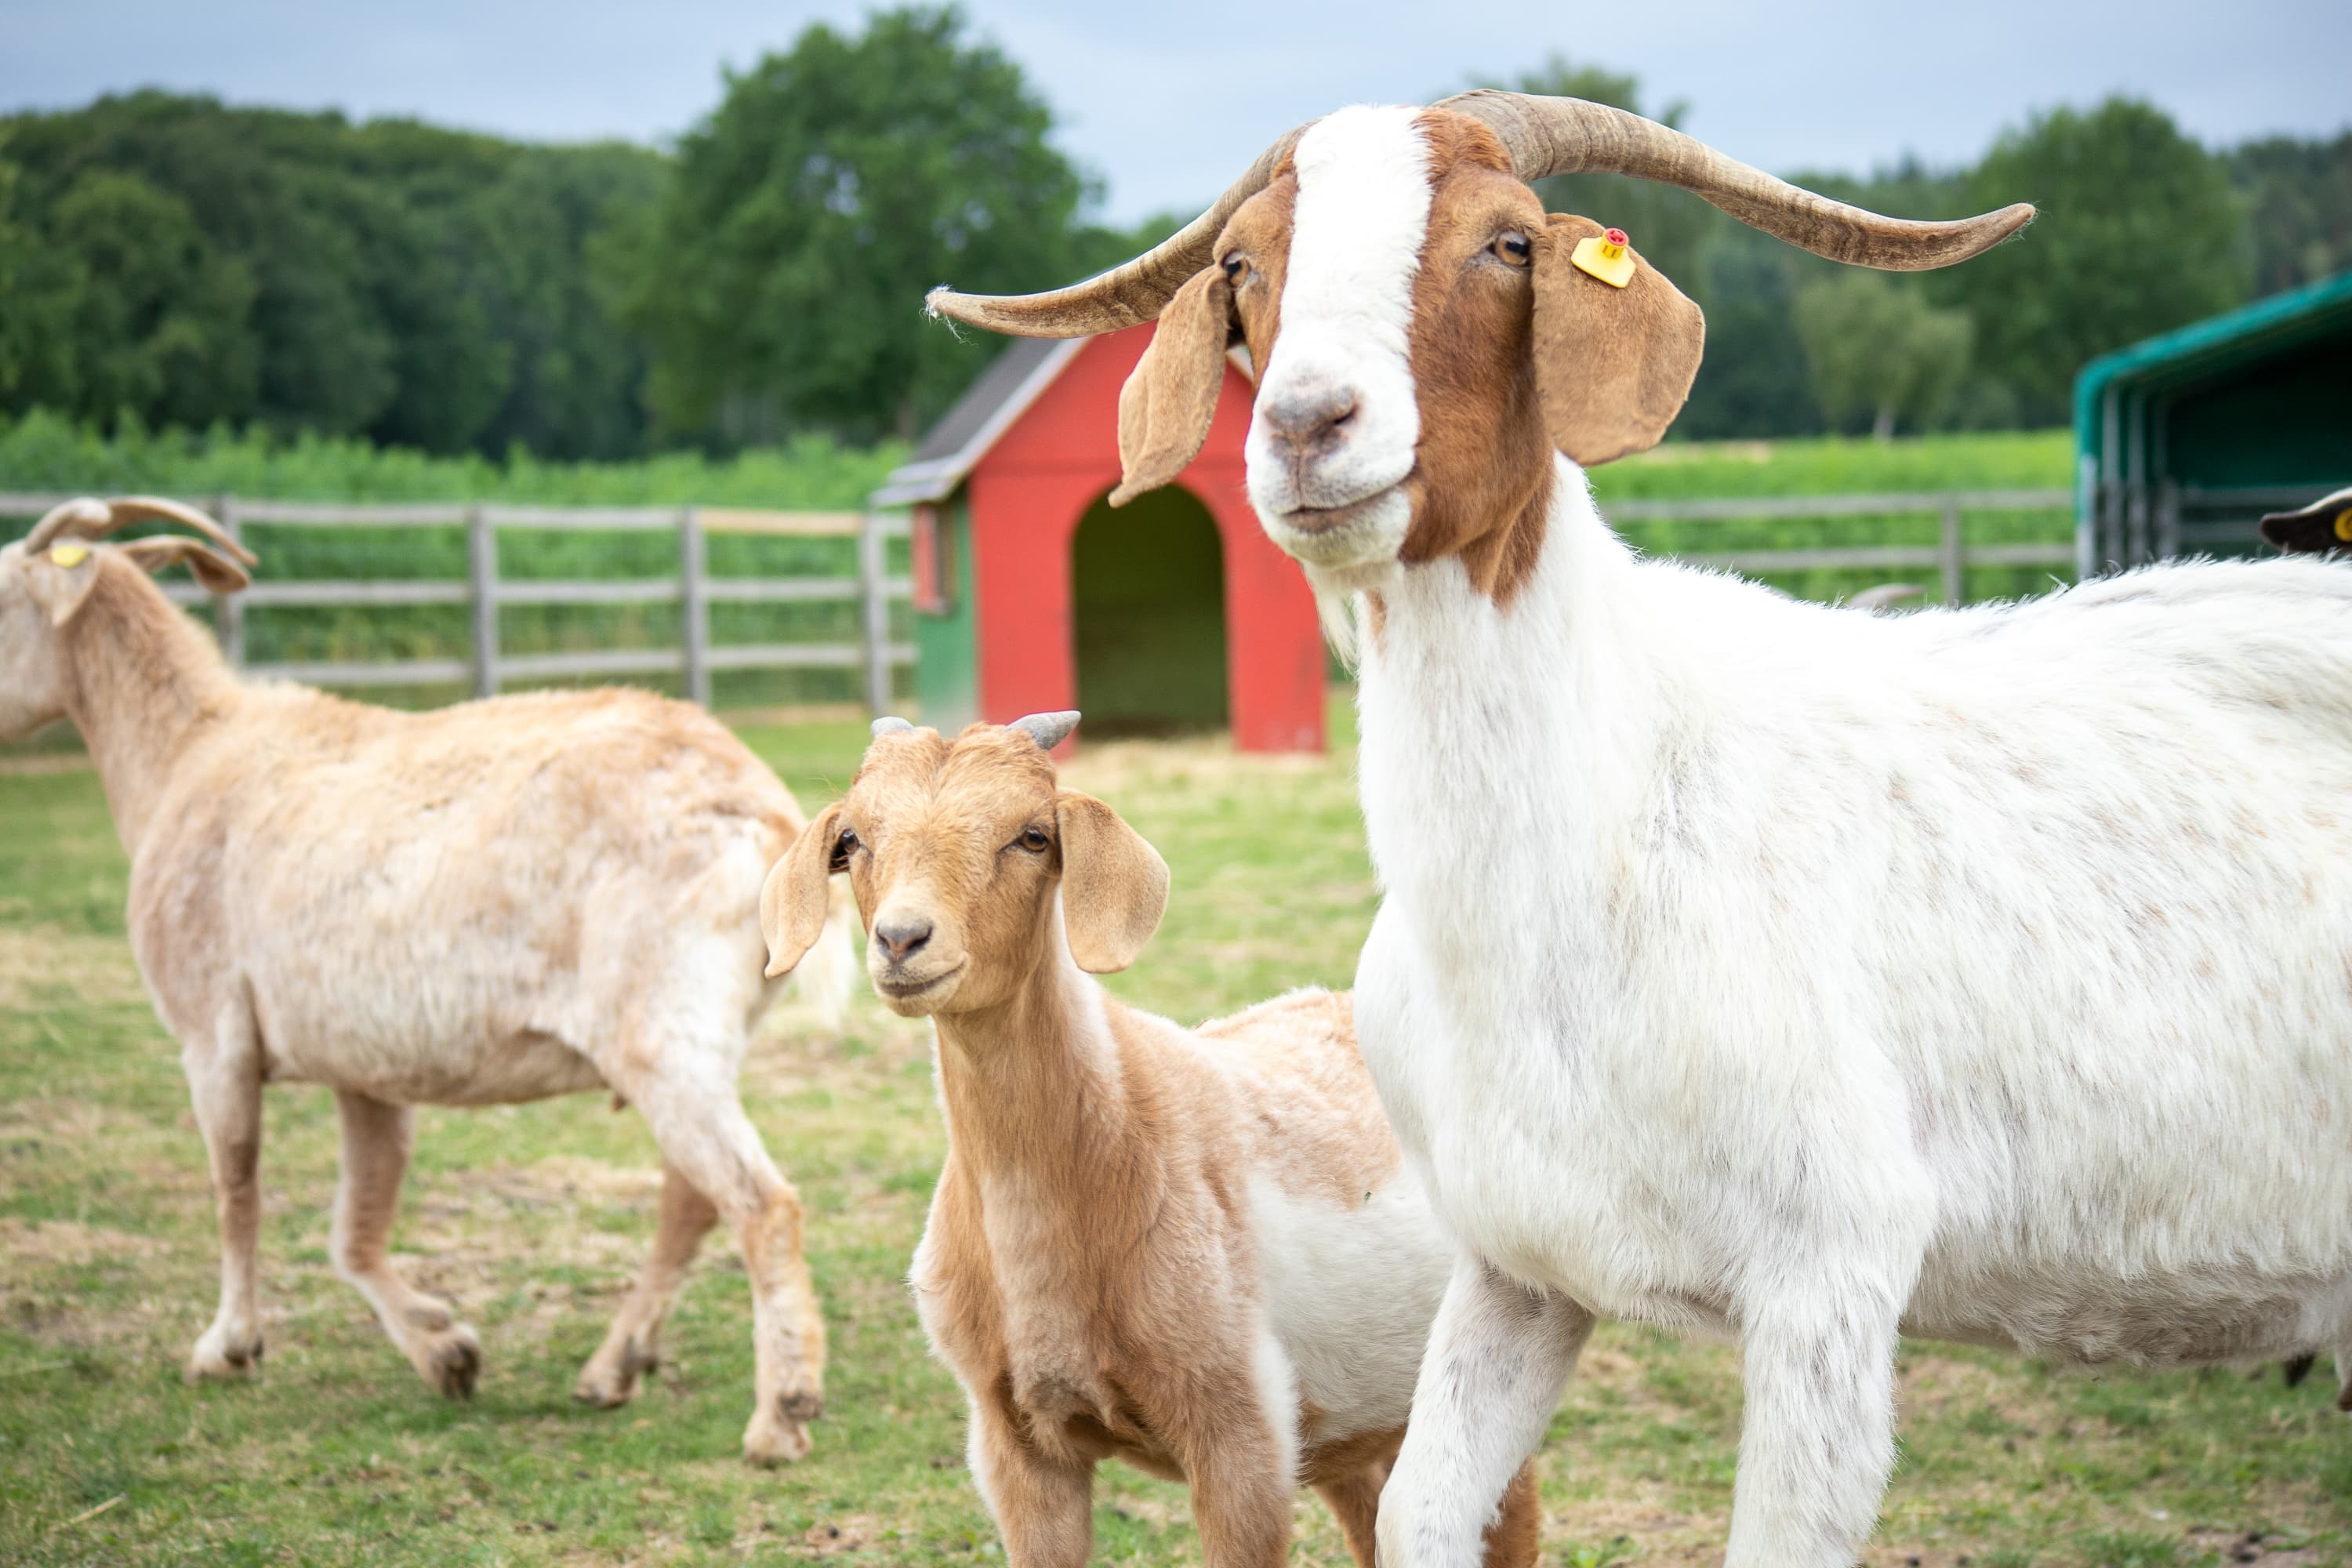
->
{"left": 0, "top": 498, "right": 851, "bottom": 1465}
{"left": 932, "top": 93, "right": 2352, "bottom": 1566}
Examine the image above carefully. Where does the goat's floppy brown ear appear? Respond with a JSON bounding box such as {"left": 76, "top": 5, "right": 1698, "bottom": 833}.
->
{"left": 117, "top": 535, "right": 253, "bottom": 595}
{"left": 1055, "top": 790, "right": 1169, "bottom": 973}
{"left": 1531, "top": 215, "right": 1705, "bottom": 466}
{"left": 1111, "top": 268, "right": 1232, "bottom": 506}
{"left": 761, "top": 802, "right": 847, "bottom": 978}
{"left": 24, "top": 544, "right": 103, "bottom": 626}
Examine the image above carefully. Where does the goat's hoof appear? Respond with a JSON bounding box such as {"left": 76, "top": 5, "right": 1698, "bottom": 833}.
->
{"left": 742, "top": 1408, "right": 815, "bottom": 1466}
{"left": 573, "top": 1339, "right": 657, "bottom": 1409}
{"left": 184, "top": 1323, "right": 265, "bottom": 1383}
{"left": 414, "top": 1323, "right": 481, "bottom": 1399}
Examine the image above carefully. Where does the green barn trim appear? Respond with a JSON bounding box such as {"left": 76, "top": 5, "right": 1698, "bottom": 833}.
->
{"left": 2074, "top": 270, "right": 2352, "bottom": 575}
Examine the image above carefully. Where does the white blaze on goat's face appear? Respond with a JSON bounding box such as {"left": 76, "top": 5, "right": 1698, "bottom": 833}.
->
{"left": 1245, "top": 107, "right": 1433, "bottom": 582}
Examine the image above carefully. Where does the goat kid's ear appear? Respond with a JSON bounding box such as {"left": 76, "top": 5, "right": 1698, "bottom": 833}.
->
{"left": 118, "top": 536, "right": 253, "bottom": 596}
{"left": 1111, "top": 267, "right": 1233, "bottom": 506}
{"left": 1530, "top": 214, "right": 1706, "bottom": 467}
{"left": 760, "top": 802, "right": 846, "bottom": 979}
{"left": 24, "top": 544, "right": 103, "bottom": 627}
{"left": 1054, "top": 790, "right": 1169, "bottom": 974}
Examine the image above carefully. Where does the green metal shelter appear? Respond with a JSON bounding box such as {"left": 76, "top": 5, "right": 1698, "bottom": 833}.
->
{"left": 2074, "top": 270, "right": 2352, "bottom": 575}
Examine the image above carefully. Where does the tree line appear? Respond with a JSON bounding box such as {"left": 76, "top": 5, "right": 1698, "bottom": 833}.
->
{"left": 2, "top": 8, "right": 2345, "bottom": 462}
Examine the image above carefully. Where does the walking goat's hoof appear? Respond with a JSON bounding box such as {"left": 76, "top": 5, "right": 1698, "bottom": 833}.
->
{"left": 410, "top": 1322, "right": 481, "bottom": 1400}
{"left": 185, "top": 1322, "right": 265, "bottom": 1383}
{"left": 742, "top": 1406, "right": 815, "bottom": 1466}
{"left": 573, "top": 1337, "right": 659, "bottom": 1409}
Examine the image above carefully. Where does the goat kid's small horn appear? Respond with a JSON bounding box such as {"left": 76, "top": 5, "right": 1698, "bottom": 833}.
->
{"left": 1008, "top": 711, "right": 1080, "bottom": 751}
{"left": 872, "top": 716, "right": 915, "bottom": 739}
{"left": 22, "top": 495, "right": 257, "bottom": 566}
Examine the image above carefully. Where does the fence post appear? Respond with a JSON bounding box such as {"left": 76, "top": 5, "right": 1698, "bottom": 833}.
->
{"left": 1938, "top": 499, "right": 1965, "bottom": 605}
{"left": 467, "top": 503, "right": 499, "bottom": 699}
{"left": 858, "top": 510, "right": 892, "bottom": 716}
{"left": 213, "top": 492, "right": 245, "bottom": 669}
{"left": 679, "top": 505, "right": 711, "bottom": 709}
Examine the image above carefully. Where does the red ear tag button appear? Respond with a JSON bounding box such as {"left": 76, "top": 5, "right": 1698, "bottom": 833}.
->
{"left": 1570, "top": 227, "right": 1636, "bottom": 288}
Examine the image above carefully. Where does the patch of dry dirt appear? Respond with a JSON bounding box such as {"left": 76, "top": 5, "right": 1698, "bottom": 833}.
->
{"left": 793, "top": 1512, "right": 887, "bottom": 1556}
{"left": 0, "top": 1216, "right": 162, "bottom": 1268}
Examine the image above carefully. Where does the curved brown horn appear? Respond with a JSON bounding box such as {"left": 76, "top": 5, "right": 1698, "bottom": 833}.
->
{"left": 21, "top": 495, "right": 256, "bottom": 565}
{"left": 926, "top": 123, "right": 1313, "bottom": 339}
{"left": 1436, "top": 90, "right": 2033, "bottom": 271}
{"left": 21, "top": 498, "right": 113, "bottom": 554}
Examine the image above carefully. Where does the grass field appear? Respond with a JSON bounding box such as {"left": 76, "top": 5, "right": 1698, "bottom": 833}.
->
{"left": 3, "top": 700, "right": 2347, "bottom": 1567}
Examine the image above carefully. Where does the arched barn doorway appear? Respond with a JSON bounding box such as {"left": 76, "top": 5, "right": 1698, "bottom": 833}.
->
{"left": 1072, "top": 485, "right": 1228, "bottom": 737}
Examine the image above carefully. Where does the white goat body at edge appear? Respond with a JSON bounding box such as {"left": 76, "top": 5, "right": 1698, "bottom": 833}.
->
{"left": 928, "top": 96, "right": 2352, "bottom": 1566}
{"left": 0, "top": 500, "right": 851, "bottom": 1465}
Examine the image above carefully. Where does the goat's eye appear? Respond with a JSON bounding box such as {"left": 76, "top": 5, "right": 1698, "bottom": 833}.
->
{"left": 1493, "top": 231, "right": 1532, "bottom": 267}
{"left": 1018, "top": 826, "right": 1051, "bottom": 853}
{"left": 836, "top": 828, "right": 860, "bottom": 855}
{"left": 1221, "top": 252, "right": 1247, "bottom": 285}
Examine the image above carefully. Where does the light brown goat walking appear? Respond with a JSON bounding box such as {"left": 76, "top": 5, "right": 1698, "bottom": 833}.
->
{"left": 0, "top": 498, "right": 847, "bottom": 1463}
{"left": 760, "top": 713, "right": 1537, "bottom": 1567}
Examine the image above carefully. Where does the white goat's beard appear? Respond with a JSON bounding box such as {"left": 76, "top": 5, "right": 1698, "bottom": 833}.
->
{"left": 1251, "top": 488, "right": 1414, "bottom": 583}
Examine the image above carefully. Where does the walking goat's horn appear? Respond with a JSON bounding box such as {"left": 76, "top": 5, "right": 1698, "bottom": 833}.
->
{"left": 23, "top": 495, "right": 257, "bottom": 564}
{"left": 927, "top": 96, "right": 2031, "bottom": 339}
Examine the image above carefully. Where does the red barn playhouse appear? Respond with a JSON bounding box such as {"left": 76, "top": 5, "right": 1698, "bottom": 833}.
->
{"left": 870, "top": 324, "right": 1327, "bottom": 752}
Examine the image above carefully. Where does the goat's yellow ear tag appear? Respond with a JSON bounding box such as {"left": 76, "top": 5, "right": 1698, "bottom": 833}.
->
{"left": 1570, "top": 227, "right": 1636, "bottom": 289}
{"left": 47, "top": 546, "right": 89, "bottom": 568}
{"left": 2332, "top": 508, "right": 2352, "bottom": 543}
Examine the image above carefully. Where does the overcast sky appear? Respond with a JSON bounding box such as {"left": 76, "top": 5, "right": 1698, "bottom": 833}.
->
{"left": 3, "top": 0, "right": 2346, "bottom": 225}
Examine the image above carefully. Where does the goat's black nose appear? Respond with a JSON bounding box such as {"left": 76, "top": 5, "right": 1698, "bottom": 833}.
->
{"left": 1261, "top": 383, "right": 1358, "bottom": 456}
{"left": 874, "top": 915, "right": 933, "bottom": 964}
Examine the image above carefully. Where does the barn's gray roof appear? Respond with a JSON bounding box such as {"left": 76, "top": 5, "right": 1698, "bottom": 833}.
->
{"left": 869, "top": 337, "right": 1085, "bottom": 508}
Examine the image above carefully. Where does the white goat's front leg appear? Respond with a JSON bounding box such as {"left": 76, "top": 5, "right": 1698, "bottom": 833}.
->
{"left": 619, "top": 1051, "right": 826, "bottom": 1465}
{"left": 183, "top": 1006, "right": 266, "bottom": 1382}
{"left": 575, "top": 1158, "right": 720, "bottom": 1407}
{"left": 1377, "top": 1253, "right": 1594, "bottom": 1568}
{"left": 332, "top": 1091, "right": 481, "bottom": 1398}
{"left": 1722, "top": 1272, "right": 1907, "bottom": 1566}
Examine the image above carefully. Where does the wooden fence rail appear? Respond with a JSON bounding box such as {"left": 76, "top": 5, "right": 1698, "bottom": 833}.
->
{"left": 1606, "top": 487, "right": 2077, "bottom": 603}
{"left": 0, "top": 493, "right": 913, "bottom": 707}
{"left": 5, "top": 487, "right": 2096, "bottom": 710}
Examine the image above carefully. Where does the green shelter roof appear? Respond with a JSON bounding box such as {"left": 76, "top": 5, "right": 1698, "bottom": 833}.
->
{"left": 2074, "top": 270, "right": 2352, "bottom": 458}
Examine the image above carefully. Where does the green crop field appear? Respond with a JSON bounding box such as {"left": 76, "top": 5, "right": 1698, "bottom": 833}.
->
{"left": 2, "top": 699, "right": 2347, "bottom": 1567}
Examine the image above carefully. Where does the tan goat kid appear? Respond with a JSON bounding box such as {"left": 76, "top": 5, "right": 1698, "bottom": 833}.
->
{"left": 0, "top": 498, "right": 844, "bottom": 1464}
{"left": 759, "top": 713, "right": 1537, "bottom": 1568}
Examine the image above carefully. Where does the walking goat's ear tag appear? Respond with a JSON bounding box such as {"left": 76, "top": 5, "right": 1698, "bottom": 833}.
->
{"left": 1570, "top": 227, "right": 1637, "bottom": 289}
{"left": 47, "top": 545, "right": 89, "bottom": 568}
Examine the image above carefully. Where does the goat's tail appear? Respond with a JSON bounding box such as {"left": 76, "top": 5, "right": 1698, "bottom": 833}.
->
{"left": 785, "top": 877, "right": 859, "bottom": 1033}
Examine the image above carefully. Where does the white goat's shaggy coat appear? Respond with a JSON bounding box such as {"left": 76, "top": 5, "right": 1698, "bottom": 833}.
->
{"left": 1109, "top": 106, "right": 2352, "bottom": 1566}
{"left": 1357, "top": 468, "right": 2352, "bottom": 1563}
{"left": 0, "top": 530, "right": 848, "bottom": 1463}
